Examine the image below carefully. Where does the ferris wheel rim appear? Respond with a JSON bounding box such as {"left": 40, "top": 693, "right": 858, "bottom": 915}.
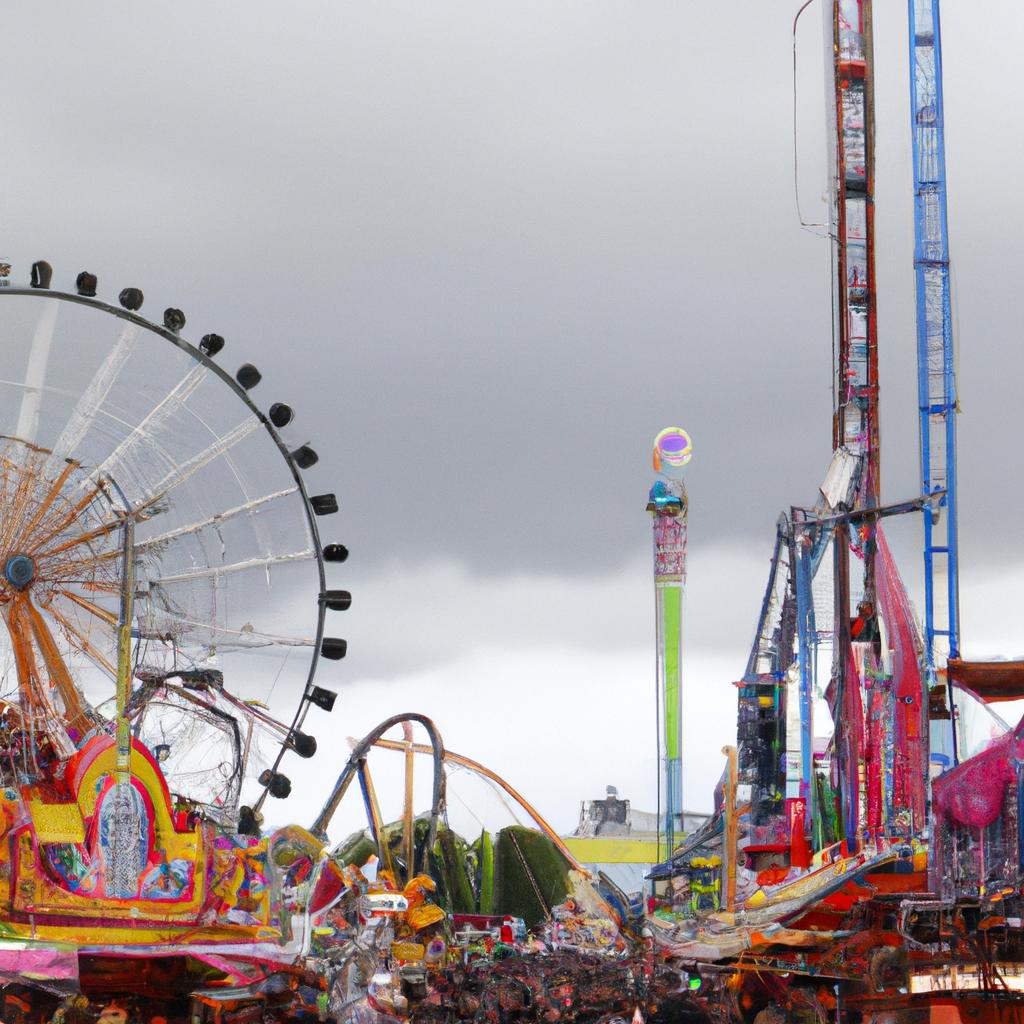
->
{"left": 0, "top": 285, "right": 332, "bottom": 806}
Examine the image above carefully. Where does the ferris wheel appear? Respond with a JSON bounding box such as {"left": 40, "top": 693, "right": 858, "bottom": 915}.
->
{"left": 0, "top": 261, "right": 348, "bottom": 830}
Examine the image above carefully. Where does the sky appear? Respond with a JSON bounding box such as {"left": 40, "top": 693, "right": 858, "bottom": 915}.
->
{"left": 1, "top": 1, "right": 1023, "bottom": 841}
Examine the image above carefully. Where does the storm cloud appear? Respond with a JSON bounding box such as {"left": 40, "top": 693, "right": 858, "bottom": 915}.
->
{"left": 1, "top": 1, "right": 1020, "bottom": 830}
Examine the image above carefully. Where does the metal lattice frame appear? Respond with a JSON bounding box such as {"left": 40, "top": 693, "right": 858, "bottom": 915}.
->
{"left": 908, "top": 0, "right": 960, "bottom": 740}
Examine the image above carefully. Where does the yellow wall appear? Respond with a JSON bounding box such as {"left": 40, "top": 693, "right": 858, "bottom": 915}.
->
{"left": 562, "top": 837, "right": 668, "bottom": 864}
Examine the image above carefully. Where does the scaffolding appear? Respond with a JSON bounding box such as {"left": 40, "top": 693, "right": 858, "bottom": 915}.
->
{"left": 829, "top": 0, "right": 880, "bottom": 506}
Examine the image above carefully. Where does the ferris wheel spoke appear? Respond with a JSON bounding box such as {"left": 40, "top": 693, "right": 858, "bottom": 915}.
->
{"left": 22, "top": 598, "right": 93, "bottom": 738}
{"left": 149, "top": 549, "right": 315, "bottom": 586}
{"left": 8, "top": 458, "right": 79, "bottom": 554}
{"left": 139, "top": 608, "right": 313, "bottom": 648}
{"left": 135, "top": 486, "right": 300, "bottom": 552}
{"left": 46, "top": 547, "right": 121, "bottom": 583}
{"left": 4, "top": 599, "right": 76, "bottom": 759}
{"left": 94, "top": 364, "right": 208, "bottom": 480}
{"left": 4, "top": 600, "right": 45, "bottom": 712}
{"left": 53, "top": 587, "right": 118, "bottom": 627}
{"left": 42, "top": 602, "right": 117, "bottom": 680}
{"left": 45, "top": 323, "right": 138, "bottom": 475}
{"left": 14, "top": 297, "right": 59, "bottom": 446}
{"left": 33, "top": 514, "right": 125, "bottom": 561}
{"left": 141, "top": 417, "right": 260, "bottom": 507}
{"left": 27, "top": 481, "right": 107, "bottom": 554}
{"left": 0, "top": 455, "right": 42, "bottom": 555}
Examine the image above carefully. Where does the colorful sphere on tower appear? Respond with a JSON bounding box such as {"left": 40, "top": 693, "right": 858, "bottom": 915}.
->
{"left": 652, "top": 427, "right": 692, "bottom": 479}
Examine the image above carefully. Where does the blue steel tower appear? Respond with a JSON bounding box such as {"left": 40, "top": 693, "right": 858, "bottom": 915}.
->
{"left": 908, "top": 0, "right": 959, "bottom": 757}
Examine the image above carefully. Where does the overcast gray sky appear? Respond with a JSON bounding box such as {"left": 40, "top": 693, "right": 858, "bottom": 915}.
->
{"left": 2, "top": 2, "right": 1022, "bottom": 836}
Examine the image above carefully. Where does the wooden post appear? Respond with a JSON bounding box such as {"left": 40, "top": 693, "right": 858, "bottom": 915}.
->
{"left": 722, "top": 744, "right": 738, "bottom": 911}
{"left": 402, "top": 721, "right": 415, "bottom": 882}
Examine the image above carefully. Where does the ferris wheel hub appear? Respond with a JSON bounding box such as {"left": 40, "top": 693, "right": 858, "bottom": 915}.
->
{"left": 4, "top": 554, "right": 35, "bottom": 590}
